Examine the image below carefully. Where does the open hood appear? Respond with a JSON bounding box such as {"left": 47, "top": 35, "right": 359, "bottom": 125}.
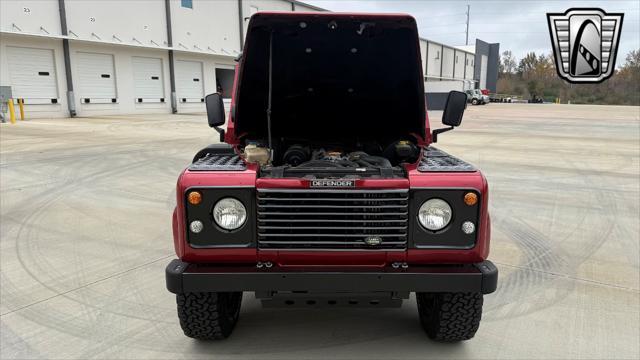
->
{"left": 233, "top": 12, "right": 426, "bottom": 144}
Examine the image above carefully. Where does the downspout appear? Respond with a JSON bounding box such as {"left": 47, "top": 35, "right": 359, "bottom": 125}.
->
{"left": 58, "top": 0, "right": 76, "bottom": 117}
{"left": 165, "top": 0, "right": 177, "bottom": 113}
{"left": 238, "top": 0, "right": 244, "bottom": 48}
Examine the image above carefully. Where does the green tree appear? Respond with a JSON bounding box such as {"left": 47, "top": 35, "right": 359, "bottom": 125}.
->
{"left": 500, "top": 50, "right": 517, "bottom": 74}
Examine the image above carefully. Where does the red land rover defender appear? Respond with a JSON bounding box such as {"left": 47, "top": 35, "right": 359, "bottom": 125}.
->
{"left": 166, "top": 12, "right": 497, "bottom": 342}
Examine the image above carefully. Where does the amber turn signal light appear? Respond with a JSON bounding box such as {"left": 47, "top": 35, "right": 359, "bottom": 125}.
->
{"left": 187, "top": 191, "right": 202, "bottom": 205}
{"left": 463, "top": 192, "right": 478, "bottom": 206}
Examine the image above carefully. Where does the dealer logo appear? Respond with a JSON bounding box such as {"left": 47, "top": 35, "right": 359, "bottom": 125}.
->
{"left": 310, "top": 179, "right": 355, "bottom": 188}
{"left": 547, "top": 8, "right": 624, "bottom": 83}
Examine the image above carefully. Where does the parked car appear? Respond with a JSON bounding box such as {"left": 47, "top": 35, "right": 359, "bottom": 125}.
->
{"left": 481, "top": 92, "right": 490, "bottom": 105}
{"left": 490, "top": 94, "right": 514, "bottom": 103}
{"left": 166, "top": 12, "right": 498, "bottom": 343}
{"left": 465, "top": 89, "right": 487, "bottom": 105}
{"left": 528, "top": 95, "right": 545, "bottom": 103}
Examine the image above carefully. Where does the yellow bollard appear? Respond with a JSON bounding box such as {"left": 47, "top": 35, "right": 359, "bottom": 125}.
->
{"left": 18, "top": 98, "right": 25, "bottom": 120}
{"left": 7, "top": 99, "right": 16, "bottom": 124}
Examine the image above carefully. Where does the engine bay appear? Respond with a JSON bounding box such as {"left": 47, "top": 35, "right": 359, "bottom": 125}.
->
{"left": 242, "top": 140, "right": 420, "bottom": 179}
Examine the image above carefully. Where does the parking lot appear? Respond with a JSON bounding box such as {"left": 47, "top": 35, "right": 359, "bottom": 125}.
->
{"left": 1, "top": 103, "right": 638, "bottom": 359}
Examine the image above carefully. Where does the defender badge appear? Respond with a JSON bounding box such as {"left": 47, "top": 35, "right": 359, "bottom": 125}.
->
{"left": 310, "top": 179, "right": 355, "bottom": 188}
{"left": 547, "top": 8, "right": 623, "bottom": 83}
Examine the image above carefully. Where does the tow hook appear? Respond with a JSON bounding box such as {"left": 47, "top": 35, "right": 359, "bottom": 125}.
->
{"left": 391, "top": 262, "right": 409, "bottom": 269}
{"left": 256, "top": 261, "right": 273, "bottom": 269}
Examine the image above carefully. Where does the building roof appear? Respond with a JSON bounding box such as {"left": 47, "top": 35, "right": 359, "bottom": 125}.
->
{"left": 454, "top": 45, "right": 476, "bottom": 53}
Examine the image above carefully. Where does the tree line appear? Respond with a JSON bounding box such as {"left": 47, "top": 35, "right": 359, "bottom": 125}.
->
{"left": 497, "top": 49, "right": 640, "bottom": 105}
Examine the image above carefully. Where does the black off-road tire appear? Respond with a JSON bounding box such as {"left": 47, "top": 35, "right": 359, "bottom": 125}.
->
{"left": 416, "top": 292, "right": 483, "bottom": 342}
{"left": 177, "top": 292, "right": 243, "bottom": 340}
{"left": 471, "top": 99, "right": 479, "bottom": 105}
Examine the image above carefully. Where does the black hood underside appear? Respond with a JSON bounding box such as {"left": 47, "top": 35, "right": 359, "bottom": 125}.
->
{"left": 234, "top": 13, "right": 426, "bottom": 144}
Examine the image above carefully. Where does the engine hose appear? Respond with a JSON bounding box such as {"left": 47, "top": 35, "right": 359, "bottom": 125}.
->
{"left": 297, "top": 160, "right": 344, "bottom": 168}
{"left": 368, "top": 156, "right": 392, "bottom": 168}
{"left": 350, "top": 152, "right": 392, "bottom": 168}
{"left": 335, "top": 159, "right": 360, "bottom": 167}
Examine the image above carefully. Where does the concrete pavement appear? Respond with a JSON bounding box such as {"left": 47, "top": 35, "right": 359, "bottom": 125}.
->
{"left": 1, "top": 104, "right": 638, "bottom": 359}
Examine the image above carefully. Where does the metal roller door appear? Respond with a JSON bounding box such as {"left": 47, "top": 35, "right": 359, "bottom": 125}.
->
{"left": 76, "top": 52, "right": 117, "bottom": 103}
{"left": 175, "top": 60, "right": 204, "bottom": 103}
{"left": 6, "top": 46, "right": 59, "bottom": 104}
{"left": 132, "top": 57, "right": 165, "bottom": 103}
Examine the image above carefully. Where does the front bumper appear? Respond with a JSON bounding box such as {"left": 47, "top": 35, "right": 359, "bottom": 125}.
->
{"left": 165, "top": 259, "right": 498, "bottom": 294}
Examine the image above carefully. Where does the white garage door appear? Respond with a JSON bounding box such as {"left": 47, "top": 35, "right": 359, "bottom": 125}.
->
{"left": 6, "top": 46, "right": 59, "bottom": 104}
{"left": 132, "top": 56, "right": 164, "bottom": 103}
{"left": 175, "top": 60, "right": 204, "bottom": 102}
{"left": 76, "top": 52, "right": 117, "bottom": 103}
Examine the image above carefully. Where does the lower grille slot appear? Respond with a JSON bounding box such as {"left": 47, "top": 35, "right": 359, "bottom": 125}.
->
{"left": 257, "top": 189, "right": 408, "bottom": 250}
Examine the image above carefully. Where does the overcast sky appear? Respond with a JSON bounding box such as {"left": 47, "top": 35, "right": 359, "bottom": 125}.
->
{"left": 304, "top": 0, "right": 640, "bottom": 65}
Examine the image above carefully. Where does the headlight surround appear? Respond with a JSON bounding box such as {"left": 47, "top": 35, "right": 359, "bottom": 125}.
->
{"left": 418, "top": 198, "right": 453, "bottom": 231}
{"left": 213, "top": 197, "right": 247, "bottom": 230}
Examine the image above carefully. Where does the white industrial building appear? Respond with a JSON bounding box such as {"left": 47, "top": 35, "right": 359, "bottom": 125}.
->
{"left": 0, "top": 0, "right": 496, "bottom": 118}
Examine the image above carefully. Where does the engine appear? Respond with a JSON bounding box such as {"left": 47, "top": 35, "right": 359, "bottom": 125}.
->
{"left": 286, "top": 148, "right": 393, "bottom": 169}
{"left": 248, "top": 141, "right": 419, "bottom": 179}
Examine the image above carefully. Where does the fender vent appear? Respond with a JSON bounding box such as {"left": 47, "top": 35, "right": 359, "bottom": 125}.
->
{"left": 418, "top": 147, "right": 476, "bottom": 172}
{"left": 189, "top": 154, "right": 246, "bottom": 171}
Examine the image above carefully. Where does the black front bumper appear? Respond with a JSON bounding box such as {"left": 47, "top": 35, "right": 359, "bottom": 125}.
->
{"left": 166, "top": 260, "right": 498, "bottom": 295}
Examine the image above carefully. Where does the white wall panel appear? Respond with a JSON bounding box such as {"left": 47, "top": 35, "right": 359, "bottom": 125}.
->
{"left": 171, "top": 0, "right": 241, "bottom": 55}
{"left": 465, "top": 53, "right": 474, "bottom": 80}
{"left": 426, "top": 42, "right": 442, "bottom": 77}
{"left": 0, "top": 0, "right": 61, "bottom": 35}
{"left": 441, "top": 46, "right": 455, "bottom": 79}
{"left": 419, "top": 39, "right": 427, "bottom": 76}
{"left": 454, "top": 50, "right": 465, "bottom": 79}
{"left": 65, "top": 0, "right": 167, "bottom": 48}
{"left": 242, "top": 0, "right": 292, "bottom": 39}
{"left": 480, "top": 54, "right": 488, "bottom": 89}
{"left": 425, "top": 80, "right": 465, "bottom": 93}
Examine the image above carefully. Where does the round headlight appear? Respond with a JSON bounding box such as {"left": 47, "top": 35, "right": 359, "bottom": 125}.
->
{"left": 213, "top": 198, "right": 247, "bottom": 230}
{"left": 418, "top": 198, "right": 453, "bottom": 231}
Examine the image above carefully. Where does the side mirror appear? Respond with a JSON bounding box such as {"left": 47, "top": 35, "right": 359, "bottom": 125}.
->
{"left": 205, "top": 93, "right": 225, "bottom": 127}
{"left": 205, "top": 93, "right": 226, "bottom": 141}
{"left": 432, "top": 91, "right": 467, "bottom": 142}
{"left": 442, "top": 90, "right": 467, "bottom": 126}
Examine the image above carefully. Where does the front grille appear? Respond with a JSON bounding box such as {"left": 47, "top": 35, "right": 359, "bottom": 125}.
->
{"left": 257, "top": 189, "right": 408, "bottom": 250}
